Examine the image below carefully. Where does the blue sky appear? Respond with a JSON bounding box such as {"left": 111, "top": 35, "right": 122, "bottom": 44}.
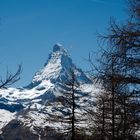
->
{"left": 0, "top": 0, "right": 126, "bottom": 87}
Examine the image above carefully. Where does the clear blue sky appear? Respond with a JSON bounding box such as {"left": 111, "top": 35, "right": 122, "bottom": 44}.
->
{"left": 0, "top": 0, "right": 126, "bottom": 87}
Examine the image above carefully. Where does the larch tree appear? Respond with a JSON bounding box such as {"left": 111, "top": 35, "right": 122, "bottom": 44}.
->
{"left": 89, "top": 0, "right": 140, "bottom": 139}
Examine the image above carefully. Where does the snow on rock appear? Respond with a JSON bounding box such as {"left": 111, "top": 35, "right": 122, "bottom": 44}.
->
{"left": 32, "top": 44, "right": 69, "bottom": 83}
{"left": 0, "top": 79, "right": 54, "bottom": 101}
{"left": 0, "top": 109, "right": 15, "bottom": 131}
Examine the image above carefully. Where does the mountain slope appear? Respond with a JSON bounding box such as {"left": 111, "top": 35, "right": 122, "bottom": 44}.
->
{"left": 0, "top": 44, "right": 98, "bottom": 139}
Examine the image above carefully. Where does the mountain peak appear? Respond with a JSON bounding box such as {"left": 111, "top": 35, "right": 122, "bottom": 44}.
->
{"left": 31, "top": 44, "right": 71, "bottom": 84}
{"left": 53, "top": 43, "right": 66, "bottom": 53}
{"left": 30, "top": 44, "right": 91, "bottom": 86}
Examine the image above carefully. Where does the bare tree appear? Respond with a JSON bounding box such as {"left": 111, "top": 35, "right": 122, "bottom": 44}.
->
{"left": 46, "top": 68, "right": 85, "bottom": 140}
{"left": 88, "top": 0, "right": 140, "bottom": 139}
{"left": 0, "top": 65, "right": 22, "bottom": 88}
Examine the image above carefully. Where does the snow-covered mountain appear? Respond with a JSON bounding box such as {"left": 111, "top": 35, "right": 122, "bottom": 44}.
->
{"left": 0, "top": 44, "right": 98, "bottom": 139}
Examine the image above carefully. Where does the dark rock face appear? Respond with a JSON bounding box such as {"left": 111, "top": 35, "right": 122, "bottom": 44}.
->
{"left": 53, "top": 43, "right": 64, "bottom": 52}
{"left": 0, "top": 120, "right": 38, "bottom": 140}
{"left": 0, "top": 120, "right": 93, "bottom": 140}
{"left": 0, "top": 120, "right": 66, "bottom": 140}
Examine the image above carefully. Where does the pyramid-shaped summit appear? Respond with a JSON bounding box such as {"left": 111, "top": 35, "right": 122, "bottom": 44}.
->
{"left": 44, "top": 43, "right": 71, "bottom": 67}
{"left": 31, "top": 44, "right": 91, "bottom": 86}
{"left": 32, "top": 44, "right": 72, "bottom": 84}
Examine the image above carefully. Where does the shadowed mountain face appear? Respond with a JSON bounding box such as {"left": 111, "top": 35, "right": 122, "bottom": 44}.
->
{"left": 1, "top": 120, "right": 65, "bottom": 140}
{"left": 0, "top": 44, "right": 97, "bottom": 140}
